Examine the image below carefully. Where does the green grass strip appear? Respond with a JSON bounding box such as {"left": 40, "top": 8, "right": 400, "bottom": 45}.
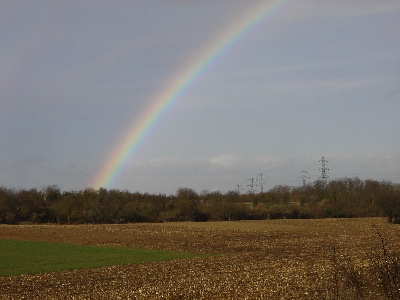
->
{"left": 0, "top": 239, "right": 199, "bottom": 276}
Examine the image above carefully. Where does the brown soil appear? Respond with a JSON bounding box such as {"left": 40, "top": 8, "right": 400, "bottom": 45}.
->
{"left": 0, "top": 218, "right": 398, "bottom": 299}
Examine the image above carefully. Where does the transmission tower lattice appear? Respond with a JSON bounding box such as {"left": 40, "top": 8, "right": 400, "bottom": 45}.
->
{"left": 319, "top": 156, "right": 329, "bottom": 183}
{"left": 247, "top": 177, "right": 255, "bottom": 194}
{"left": 299, "top": 170, "right": 310, "bottom": 191}
{"left": 256, "top": 173, "right": 267, "bottom": 194}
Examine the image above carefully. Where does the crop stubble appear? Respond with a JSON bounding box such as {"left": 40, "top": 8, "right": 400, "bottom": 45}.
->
{"left": 0, "top": 218, "right": 398, "bottom": 299}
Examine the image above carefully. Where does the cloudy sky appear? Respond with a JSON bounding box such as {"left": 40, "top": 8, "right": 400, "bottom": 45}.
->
{"left": 1, "top": 1, "right": 399, "bottom": 194}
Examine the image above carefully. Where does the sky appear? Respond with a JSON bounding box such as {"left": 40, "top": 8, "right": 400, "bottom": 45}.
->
{"left": 1, "top": 0, "right": 399, "bottom": 195}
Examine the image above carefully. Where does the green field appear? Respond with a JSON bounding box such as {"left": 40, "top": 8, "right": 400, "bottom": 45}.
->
{"left": 0, "top": 239, "right": 199, "bottom": 276}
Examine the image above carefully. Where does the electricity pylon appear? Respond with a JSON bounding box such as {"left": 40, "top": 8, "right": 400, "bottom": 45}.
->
{"left": 299, "top": 170, "right": 310, "bottom": 191}
{"left": 247, "top": 177, "right": 255, "bottom": 194}
{"left": 319, "top": 156, "right": 329, "bottom": 184}
{"left": 256, "top": 173, "right": 267, "bottom": 193}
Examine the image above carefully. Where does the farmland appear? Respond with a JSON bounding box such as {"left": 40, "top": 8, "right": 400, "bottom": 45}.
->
{"left": 0, "top": 239, "right": 200, "bottom": 277}
{"left": 0, "top": 218, "right": 399, "bottom": 299}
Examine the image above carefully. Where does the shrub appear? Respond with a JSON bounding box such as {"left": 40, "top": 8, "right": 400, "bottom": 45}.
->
{"left": 324, "top": 224, "right": 400, "bottom": 299}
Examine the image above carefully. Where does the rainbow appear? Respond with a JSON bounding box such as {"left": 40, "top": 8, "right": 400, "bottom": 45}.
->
{"left": 91, "top": 0, "right": 287, "bottom": 189}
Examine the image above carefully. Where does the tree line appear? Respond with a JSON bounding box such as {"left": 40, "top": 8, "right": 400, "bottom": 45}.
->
{"left": 0, "top": 177, "right": 399, "bottom": 224}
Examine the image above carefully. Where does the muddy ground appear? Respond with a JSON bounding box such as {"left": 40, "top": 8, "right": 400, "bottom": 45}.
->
{"left": 0, "top": 218, "right": 398, "bottom": 299}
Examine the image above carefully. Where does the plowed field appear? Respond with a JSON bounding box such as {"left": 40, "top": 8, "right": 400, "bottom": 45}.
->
{"left": 0, "top": 218, "right": 399, "bottom": 299}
